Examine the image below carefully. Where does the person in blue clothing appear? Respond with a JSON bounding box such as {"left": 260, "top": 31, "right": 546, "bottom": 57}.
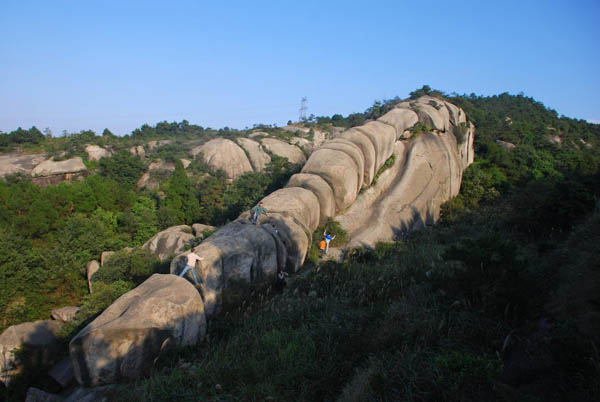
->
{"left": 323, "top": 230, "right": 336, "bottom": 254}
{"left": 251, "top": 201, "right": 268, "bottom": 225}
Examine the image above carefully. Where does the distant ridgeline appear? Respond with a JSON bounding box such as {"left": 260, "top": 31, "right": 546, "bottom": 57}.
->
{"left": 66, "top": 95, "right": 475, "bottom": 387}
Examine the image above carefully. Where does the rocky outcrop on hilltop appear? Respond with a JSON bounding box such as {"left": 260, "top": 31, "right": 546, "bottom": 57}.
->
{"left": 30, "top": 157, "right": 87, "bottom": 186}
{"left": 260, "top": 138, "right": 307, "bottom": 165}
{"left": 68, "top": 96, "right": 474, "bottom": 387}
{"left": 192, "top": 138, "right": 253, "bottom": 180}
{"left": 0, "top": 152, "right": 47, "bottom": 177}
{"left": 236, "top": 137, "right": 271, "bottom": 171}
{"left": 141, "top": 225, "right": 196, "bottom": 261}
{"left": 84, "top": 145, "right": 112, "bottom": 161}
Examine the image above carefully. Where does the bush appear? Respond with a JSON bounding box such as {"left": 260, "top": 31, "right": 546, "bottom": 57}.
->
{"left": 92, "top": 249, "right": 161, "bottom": 285}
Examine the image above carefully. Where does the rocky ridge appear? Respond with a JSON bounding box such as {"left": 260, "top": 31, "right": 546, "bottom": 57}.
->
{"left": 64, "top": 96, "right": 474, "bottom": 388}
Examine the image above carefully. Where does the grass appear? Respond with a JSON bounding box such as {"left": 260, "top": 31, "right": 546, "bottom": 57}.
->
{"left": 107, "top": 197, "right": 600, "bottom": 402}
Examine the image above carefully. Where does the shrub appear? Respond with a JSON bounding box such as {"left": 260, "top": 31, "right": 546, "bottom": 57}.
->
{"left": 92, "top": 249, "right": 161, "bottom": 285}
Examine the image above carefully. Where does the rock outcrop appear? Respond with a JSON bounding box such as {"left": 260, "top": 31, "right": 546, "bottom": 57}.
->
{"left": 0, "top": 320, "right": 63, "bottom": 385}
{"left": 51, "top": 306, "right": 80, "bottom": 323}
{"left": 142, "top": 225, "right": 195, "bottom": 261}
{"left": 84, "top": 145, "right": 112, "bottom": 161}
{"left": 0, "top": 152, "right": 47, "bottom": 178}
{"left": 69, "top": 274, "right": 206, "bottom": 387}
{"left": 260, "top": 138, "right": 306, "bottom": 165}
{"left": 70, "top": 96, "right": 474, "bottom": 386}
{"left": 192, "top": 138, "right": 253, "bottom": 180}
{"left": 236, "top": 138, "right": 271, "bottom": 171}
{"left": 30, "top": 157, "right": 87, "bottom": 186}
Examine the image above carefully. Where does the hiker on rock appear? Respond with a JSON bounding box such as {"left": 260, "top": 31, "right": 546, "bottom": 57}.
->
{"left": 251, "top": 201, "right": 268, "bottom": 225}
{"left": 319, "top": 239, "right": 327, "bottom": 257}
{"left": 275, "top": 268, "right": 288, "bottom": 291}
{"left": 179, "top": 248, "right": 203, "bottom": 285}
{"left": 323, "top": 230, "right": 335, "bottom": 254}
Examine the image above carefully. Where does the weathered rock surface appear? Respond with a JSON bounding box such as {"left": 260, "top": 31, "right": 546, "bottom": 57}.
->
{"left": 25, "top": 387, "right": 63, "bottom": 402}
{"left": 260, "top": 138, "right": 306, "bottom": 165}
{"left": 170, "top": 221, "right": 282, "bottom": 317}
{"left": 355, "top": 121, "right": 396, "bottom": 172}
{"left": 302, "top": 148, "right": 360, "bottom": 211}
{"left": 378, "top": 107, "right": 419, "bottom": 139}
{"left": 237, "top": 137, "right": 271, "bottom": 171}
{"left": 100, "top": 252, "right": 114, "bottom": 266}
{"left": 0, "top": 320, "right": 63, "bottom": 385}
{"left": 136, "top": 160, "right": 176, "bottom": 189}
{"left": 69, "top": 274, "right": 206, "bottom": 387}
{"left": 49, "top": 356, "right": 74, "bottom": 388}
{"left": 142, "top": 225, "right": 195, "bottom": 261}
{"left": 192, "top": 138, "right": 253, "bottom": 180}
{"left": 31, "top": 157, "right": 87, "bottom": 177}
{"left": 192, "top": 223, "right": 216, "bottom": 238}
{"left": 86, "top": 260, "right": 100, "bottom": 293}
{"left": 287, "top": 173, "right": 336, "bottom": 226}
{"left": 85, "top": 145, "right": 112, "bottom": 161}
{"left": 63, "top": 385, "right": 115, "bottom": 402}
{"left": 0, "top": 152, "right": 47, "bottom": 178}
{"left": 290, "top": 137, "right": 313, "bottom": 153}
{"left": 337, "top": 129, "right": 377, "bottom": 185}
{"left": 51, "top": 306, "right": 80, "bottom": 323}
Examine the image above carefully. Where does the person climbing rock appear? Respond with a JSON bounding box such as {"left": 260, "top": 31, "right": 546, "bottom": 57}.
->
{"left": 275, "top": 269, "right": 288, "bottom": 291}
{"left": 323, "top": 230, "right": 336, "bottom": 254}
{"left": 319, "top": 239, "right": 327, "bottom": 257}
{"left": 251, "top": 201, "right": 268, "bottom": 225}
{"left": 179, "top": 248, "right": 203, "bottom": 285}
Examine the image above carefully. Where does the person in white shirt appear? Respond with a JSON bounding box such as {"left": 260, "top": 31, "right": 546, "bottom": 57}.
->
{"left": 179, "top": 248, "right": 203, "bottom": 285}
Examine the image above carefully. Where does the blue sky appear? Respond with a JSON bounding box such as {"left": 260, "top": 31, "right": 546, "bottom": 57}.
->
{"left": 1, "top": 0, "right": 598, "bottom": 135}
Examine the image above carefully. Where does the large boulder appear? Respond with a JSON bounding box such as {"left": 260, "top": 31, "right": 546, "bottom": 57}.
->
{"left": 69, "top": 274, "right": 206, "bottom": 387}
{"left": 192, "top": 223, "right": 216, "bottom": 238}
{"left": 378, "top": 108, "right": 419, "bottom": 139}
{"left": 84, "top": 145, "right": 112, "bottom": 161}
{"left": 259, "top": 186, "right": 320, "bottom": 232}
{"left": 301, "top": 148, "right": 360, "bottom": 212}
{"left": 0, "top": 320, "right": 63, "bottom": 385}
{"left": 146, "top": 140, "right": 172, "bottom": 151}
{"left": 31, "top": 157, "right": 87, "bottom": 177}
{"left": 192, "top": 138, "right": 252, "bottom": 180}
{"left": 0, "top": 152, "right": 47, "bottom": 178}
{"left": 172, "top": 221, "right": 282, "bottom": 317}
{"left": 260, "top": 138, "right": 306, "bottom": 165}
{"left": 48, "top": 356, "right": 74, "bottom": 388}
{"left": 136, "top": 160, "right": 176, "bottom": 189}
{"left": 236, "top": 137, "right": 271, "bottom": 171}
{"left": 51, "top": 306, "right": 80, "bottom": 323}
{"left": 287, "top": 173, "right": 336, "bottom": 226}
{"left": 289, "top": 137, "right": 313, "bottom": 154}
{"left": 142, "top": 225, "right": 195, "bottom": 261}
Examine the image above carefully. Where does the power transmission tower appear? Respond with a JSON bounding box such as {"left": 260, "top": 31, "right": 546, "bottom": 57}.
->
{"left": 299, "top": 97, "right": 307, "bottom": 122}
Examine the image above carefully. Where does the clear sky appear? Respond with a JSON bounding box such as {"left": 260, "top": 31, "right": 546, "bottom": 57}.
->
{"left": 1, "top": 0, "right": 598, "bottom": 135}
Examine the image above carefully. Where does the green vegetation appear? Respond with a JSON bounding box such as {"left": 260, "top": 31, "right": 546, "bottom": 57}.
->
{"left": 372, "top": 154, "right": 396, "bottom": 185}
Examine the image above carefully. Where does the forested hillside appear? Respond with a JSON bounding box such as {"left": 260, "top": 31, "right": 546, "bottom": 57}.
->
{"left": 1, "top": 89, "right": 599, "bottom": 401}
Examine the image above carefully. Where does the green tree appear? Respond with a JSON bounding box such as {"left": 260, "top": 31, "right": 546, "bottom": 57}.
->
{"left": 99, "top": 151, "right": 145, "bottom": 188}
{"left": 162, "top": 160, "right": 201, "bottom": 225}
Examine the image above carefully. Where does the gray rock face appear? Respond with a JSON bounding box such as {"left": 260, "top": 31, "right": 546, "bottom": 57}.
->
{"left": 136, "top": 160, "right": 176, "bottom": 189}
{"left": 0, "top": 152, "right": 47, "bottom": 178}
{"left": 260, "top": 186, "right": 320, "bottom": 233}
{"left": 337, "top": 129, "right": 377, "bottom": 185}
{"left": 496, "top": 139, "right": 516, "bottom": 150}
{"left": 170, "top": 221, "right": 282, "bottom": 317}
{"left": 260, "top": 138, "right": 306, "bottom": 165}
{"left": 192, "top": 138, "right": 253, "bottom": 180}
{"left": 146, "top": 140, "right": 172, "bottom": 150}
{"left": 290, "top": 137, "right": 313, "bottom": 154}
{"left": 100, "top": 252, "right": 114, "bottom": 266}
{"left": 85, "top": 145, "right": 112, "bottom": 161}
{"left": 51, "top": 306, "right": 80, "bottom": 322}
{"left": 0, "top": 320, "right": 63, "bottom": 385}
{"left": 49, "top": 356, "right": 74, "bottom": 388}
{"left": 69, "top": 274, "right": 206, "bottom": 387}
{"left": 31, "top": 157, "right": 87, "bottom": 177}
{"left": 142, "top": 225, "right": 195, "bottom": 261}
{"left": 236, "top": 137, "right": 271, "bottom": 171}
{"left": 25, "top": 387, "right": 63, "bottom": 402}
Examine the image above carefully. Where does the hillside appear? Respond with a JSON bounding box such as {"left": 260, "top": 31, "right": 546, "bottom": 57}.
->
{"left": 1, "top": 89, "right": 600, "bottom": 401}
